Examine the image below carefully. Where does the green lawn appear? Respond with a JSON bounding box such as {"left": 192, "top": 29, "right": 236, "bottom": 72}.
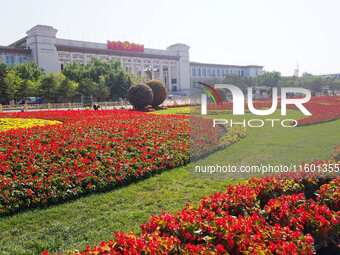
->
{"left": 0, "top": 108, "right": 339, "bottom": 254}
{"left": 193, "top": 110, "right": 340, "bottom": 170}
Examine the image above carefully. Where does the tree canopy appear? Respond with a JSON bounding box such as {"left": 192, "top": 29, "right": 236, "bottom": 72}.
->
{"left": 1, "top": 60, "right": 340, "bottom": 105}
{"left": 221, "top": 71, "right": 340, "bottom": 95}
{"left": 0, "top": 59, "right": 133, "bottom": 104}
{"left": 62, "top": 59, "right": 132, "bottom": 100}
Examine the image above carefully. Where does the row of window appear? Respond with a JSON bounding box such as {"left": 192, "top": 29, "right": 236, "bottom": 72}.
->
{"left": 0, "top": 54, "right": 30, "bottom": 65}
{"left": 58, "top": 52, "right": 178, "bottom": 82}
{"left": 123, "top": 64, "right": 177, "bottom": 77}
{"left": 191, "top": 66, "right": 245, "bottom": 78}
{"left": 58, "top": 52, "right": 176, "bottom": 66}
{"left": 59, "top": 61, "right": 177, "bottom": 90}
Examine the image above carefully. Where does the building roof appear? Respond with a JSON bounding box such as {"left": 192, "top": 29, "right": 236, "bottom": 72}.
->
{"left": 8, "top": 37, "right": 27, "bottom": 48}
{"left": 56, "top": 44, "right": 180, "bottom": 61}
{"left": 0, "top": 46, "right": 31, "bottom": 54}
{"left": 190, "top": 61, "right": 263, "bottom": 68}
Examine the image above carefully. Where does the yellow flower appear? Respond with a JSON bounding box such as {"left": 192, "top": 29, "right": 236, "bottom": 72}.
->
{"left": 0, "top": 118, "right": 61, "bottom": 132}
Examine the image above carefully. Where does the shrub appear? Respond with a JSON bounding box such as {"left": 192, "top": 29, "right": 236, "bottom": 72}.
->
{"left": 127, "top": 83, "right": 153, "bottom": 110}
{"left": 265, "top": 193, "right": 339, "bottom": 248}
{"left": 318, "top": 178, "right": 340, "bottom": 211}
{"left": 146, "top": 80, "right": 167, "bottom": 107}
{"left": 199, "top": 184, "right": 260, "bottom": 216}
{"left": 248, "top": 177, "right": 304, "bottom": 206}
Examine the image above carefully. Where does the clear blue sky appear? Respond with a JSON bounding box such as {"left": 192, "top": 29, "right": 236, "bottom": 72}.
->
{"left": 1, "top": 0, "right": 339, "bottom": 75}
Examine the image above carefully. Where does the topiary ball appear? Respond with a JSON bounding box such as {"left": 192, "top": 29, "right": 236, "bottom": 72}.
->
{"left": 127, "top": 83, "right": 153, "bottom": 110}
{"left": 146, "top": 80, "right": 167, "bottom": 107}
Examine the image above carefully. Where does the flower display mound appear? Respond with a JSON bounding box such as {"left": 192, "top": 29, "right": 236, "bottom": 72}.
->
{"left": 190, "top": 118, "right": 246, "bottom": 160}
{"left": 297, "top": 96, "right": 340, "bottom": 126}
{"left": 0, "top": 118, "right": 61, "bottom": 132}
{"left": 44, "top": 175, "right": 339, "bottom": 255}
{"left": 0, "top": 110, "right": 237, "bottom": 215}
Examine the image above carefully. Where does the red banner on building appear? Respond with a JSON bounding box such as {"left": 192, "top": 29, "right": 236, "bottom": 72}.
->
{"left": 107, "top": 40, "right": 144, "bottom": 52}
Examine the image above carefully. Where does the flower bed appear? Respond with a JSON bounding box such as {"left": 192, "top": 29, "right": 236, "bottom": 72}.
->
{"left": 297, "top": 96, "right": 340, "bottom": 126}
{"left": 0, "top": 118, "right": 61, "bottom": 132}
{"left": 45, "top": 175, "right": 339, "bottom": 255}
{"left": 0, "top": 110, "right": 243, "bottom": 215}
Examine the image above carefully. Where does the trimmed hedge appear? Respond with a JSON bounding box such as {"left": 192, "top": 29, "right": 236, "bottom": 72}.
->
{"left": 127, "top": 83, "right": 153, "bottom": 110}
{"left": 146, "top": 80, "right": 167, "bottom": 107}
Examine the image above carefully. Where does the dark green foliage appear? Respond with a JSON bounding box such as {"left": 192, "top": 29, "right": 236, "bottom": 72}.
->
{"left": 14, "top": 63, "right": 44, "bottom": 101}
{"left": 0, "top": 63, "right": 43, "bottom": 104}
{"left": 146, "top": 79, "right": 167, "bottom": 107}
{"left": 256, "top": 71, "right": 281, "bottom": 87}
{"left": 13, "top": 62, "right": 44, "bottom": 81}
{"left": 127, "top": 83, "right": 153, "bottom": 109}
{"left": 39, "top": 73, "right": 78, "bottom": 103}
{"left": 0, "top": 60, "right": 133, "bottom": 104}
{"left": 0, "top": 63, "right": 9, "bottom": 104}
{"left": 220, "top": 71, "right": 340, "bottom": 95}
{"left": 62, "top": 59, "right": 132, "bottom": 101}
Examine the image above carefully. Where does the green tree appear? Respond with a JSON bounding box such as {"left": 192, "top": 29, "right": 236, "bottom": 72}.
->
{"left": 17, "top": 79, "right": 38, "bottom": 100}
{"left": 40, "top": 73, "right": 59, "bottom": 102}
{"left": 57, "top": 76, "right": 79, "bottom": 102}
{"left": 278, "top": 76, "right": 300, "bottom": 88}
{"left": 329, "top": 79, "right": 340, "bottom": 95}
{"left": 3, "top": 63, "right": 44, "bottom": 102}
{"left": 3, "top": 70, "right": 22, "bottom": 102}
{"left": 222, "top": 75, "right": 255, "bottom": 94}
{"left": 62, "top": 62, "right": 87, "bottom": 83}
{"left": 78, "top": 78, "right": 97, "bottom": 97}
{"left": 14, "top": 63, "right": 44, "bottom": 82}
{"left": 62, "top": 59, "right": 132, "bottom": 100}
{"left": 301, "top": 76, "right": 324, "bottom": 94}
{"left": 40, "top": 73, "right": 78, "bottom": 103}
{"left": 0, "top": 64, "right": 9, "bottom": 104}
{"left": 94, "top": 76, "right": 110, "bottom": 101}
{"left": 105, "top": 70, "right": 131, "bottom": 100}
{"left": 257, "top": 71, "right": 281, "bottom": 87}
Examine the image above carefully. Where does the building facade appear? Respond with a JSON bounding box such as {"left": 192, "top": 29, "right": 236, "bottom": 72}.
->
{"left": 0, "top": 25, "right": 263, "bottom": 93}
{"left": 319, "top": 73, "right": 340, "bottom": 79}
{"left": 190, "top": 62, "right": 263, "bottom": 88}
{"left": 0, "top": 46, "right": 31, "bottom": 65}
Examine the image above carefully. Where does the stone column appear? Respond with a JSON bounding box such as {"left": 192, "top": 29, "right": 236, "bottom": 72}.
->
{"left": 166, "top": 44, "right": 190, "bottom": 92}
{"left": 26, "top": 25, "right": 60, "bottom": 72}
{"left": 168, "top": 65, "right": 172, "bottom": 92}
{"left": 160, "top": 63, "right": 164, "bottom": 84}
